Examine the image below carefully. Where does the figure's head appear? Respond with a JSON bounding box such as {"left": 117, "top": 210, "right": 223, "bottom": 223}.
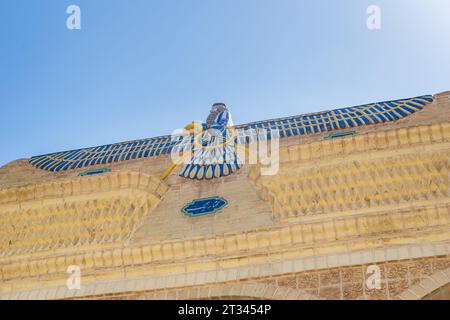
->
{"left": 206, "top": 102, "right": 231, "bottom": 128}
{"left": 211, "top": 102, "right": 227, "bottom": 113}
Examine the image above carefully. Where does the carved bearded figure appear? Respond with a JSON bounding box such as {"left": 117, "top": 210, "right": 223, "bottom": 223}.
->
{"left": 179, "top": 103, "right": 242, "bottom": 180}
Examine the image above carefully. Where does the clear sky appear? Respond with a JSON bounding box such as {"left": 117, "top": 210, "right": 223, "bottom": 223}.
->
{"left": 0, "top": 0, "right": 449, "bottom": 167}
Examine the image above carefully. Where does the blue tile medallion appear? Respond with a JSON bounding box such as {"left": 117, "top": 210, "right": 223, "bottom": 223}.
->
{"left": 78, "top": 167, "right": 111, "bottom": 176}
{"left": 181, "top": 196, "right": 228, "bottom": 217}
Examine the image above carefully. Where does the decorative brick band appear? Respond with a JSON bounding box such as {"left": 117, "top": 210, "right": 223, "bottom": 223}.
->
{"left": 0, "top": 172, "right": 168, "bottom": 257}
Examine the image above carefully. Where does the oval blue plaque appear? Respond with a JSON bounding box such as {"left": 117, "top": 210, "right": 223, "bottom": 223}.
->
{"left": 181, "top": 196, "right": 228, "bottom": 217}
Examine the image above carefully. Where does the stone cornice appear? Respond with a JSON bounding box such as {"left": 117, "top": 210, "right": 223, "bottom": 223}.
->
{"left": 0, "top": 171, "right": 168, "bottom": 208}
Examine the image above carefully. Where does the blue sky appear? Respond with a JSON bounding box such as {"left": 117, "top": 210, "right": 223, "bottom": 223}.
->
{"left": 0, "top": 0, "right": 449, "bottom": 166}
